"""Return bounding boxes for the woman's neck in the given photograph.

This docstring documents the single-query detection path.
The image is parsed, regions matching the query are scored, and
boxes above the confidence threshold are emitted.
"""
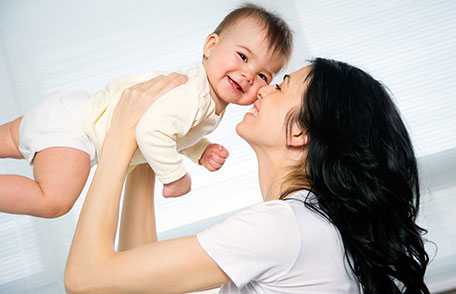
[256,150,289,202]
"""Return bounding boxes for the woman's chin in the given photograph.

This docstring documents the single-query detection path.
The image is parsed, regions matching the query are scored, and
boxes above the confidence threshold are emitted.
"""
[235,122,245,138]
[235,121,250,140]
[235,122,257,148]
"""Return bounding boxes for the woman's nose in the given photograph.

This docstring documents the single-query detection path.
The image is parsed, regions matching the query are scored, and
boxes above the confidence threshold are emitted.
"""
[257,85,271,99]
[257,84,274,99]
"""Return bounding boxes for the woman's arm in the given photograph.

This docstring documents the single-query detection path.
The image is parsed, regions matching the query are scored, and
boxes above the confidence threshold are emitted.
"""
[118,164,157,251]
[65,74,229,294]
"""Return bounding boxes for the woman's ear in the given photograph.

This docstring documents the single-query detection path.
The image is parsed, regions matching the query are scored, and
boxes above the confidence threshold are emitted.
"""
[288,124,308,148]
[203,33,220,59]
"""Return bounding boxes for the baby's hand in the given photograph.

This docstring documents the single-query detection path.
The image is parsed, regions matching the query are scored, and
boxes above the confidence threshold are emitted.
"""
[199,144,229,172]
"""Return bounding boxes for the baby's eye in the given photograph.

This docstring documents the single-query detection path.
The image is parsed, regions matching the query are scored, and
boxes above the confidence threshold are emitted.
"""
[274,84,281,91]
[237,52,248,62]
[258,73,268,83]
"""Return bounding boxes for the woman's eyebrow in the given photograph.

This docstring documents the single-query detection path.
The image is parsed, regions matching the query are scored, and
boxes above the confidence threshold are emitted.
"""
[283,74,290,85]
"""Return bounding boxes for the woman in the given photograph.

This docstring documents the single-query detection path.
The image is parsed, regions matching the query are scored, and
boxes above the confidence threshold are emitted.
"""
[65,58,430,293]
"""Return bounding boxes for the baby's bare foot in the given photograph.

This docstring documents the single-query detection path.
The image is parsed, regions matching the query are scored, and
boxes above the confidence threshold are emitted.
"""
[162,174,191,197]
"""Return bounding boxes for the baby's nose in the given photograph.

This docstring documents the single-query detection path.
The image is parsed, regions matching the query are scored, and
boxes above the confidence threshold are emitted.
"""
[242,70,255,84]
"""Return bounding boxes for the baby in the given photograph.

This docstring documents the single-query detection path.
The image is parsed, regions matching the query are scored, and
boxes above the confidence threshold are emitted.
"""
[0,4,293,218]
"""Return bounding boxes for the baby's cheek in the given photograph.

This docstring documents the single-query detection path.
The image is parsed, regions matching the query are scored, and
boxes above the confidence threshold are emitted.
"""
[244,92,258,105]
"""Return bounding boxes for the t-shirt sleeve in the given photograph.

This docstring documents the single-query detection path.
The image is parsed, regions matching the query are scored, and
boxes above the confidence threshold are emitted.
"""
[197,201,301,289]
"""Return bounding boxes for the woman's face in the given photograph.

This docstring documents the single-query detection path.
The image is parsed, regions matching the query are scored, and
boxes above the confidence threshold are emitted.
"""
[236,65,311,149]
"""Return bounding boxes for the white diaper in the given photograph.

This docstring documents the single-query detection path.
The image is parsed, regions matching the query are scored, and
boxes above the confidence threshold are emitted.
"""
[18,90,97,165]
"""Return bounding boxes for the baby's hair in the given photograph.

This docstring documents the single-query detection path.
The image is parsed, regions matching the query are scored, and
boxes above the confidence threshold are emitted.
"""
[214,3,293,61]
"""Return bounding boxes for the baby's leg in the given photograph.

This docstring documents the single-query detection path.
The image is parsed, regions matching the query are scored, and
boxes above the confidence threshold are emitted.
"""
[0,147,90,218]
[0,117,23,159]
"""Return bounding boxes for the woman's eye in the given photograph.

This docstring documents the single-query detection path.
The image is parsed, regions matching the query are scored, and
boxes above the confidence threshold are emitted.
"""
[274,84,281,91]
[258,73,268,82]
[237,52,247,62]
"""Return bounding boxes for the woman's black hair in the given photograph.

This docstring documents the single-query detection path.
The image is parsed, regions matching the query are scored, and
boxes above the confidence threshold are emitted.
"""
[289,58,430,293]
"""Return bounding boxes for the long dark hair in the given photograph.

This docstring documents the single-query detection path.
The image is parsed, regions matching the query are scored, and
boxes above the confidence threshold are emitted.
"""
[282,58,430,293]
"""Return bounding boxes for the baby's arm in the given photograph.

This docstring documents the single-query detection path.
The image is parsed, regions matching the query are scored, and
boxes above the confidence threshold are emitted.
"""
[135,82,199,197]
[180,138,211,163]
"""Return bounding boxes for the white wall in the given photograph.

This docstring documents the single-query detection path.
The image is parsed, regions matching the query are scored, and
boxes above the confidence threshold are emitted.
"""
[0,0,455,293]
[294,0,456,158]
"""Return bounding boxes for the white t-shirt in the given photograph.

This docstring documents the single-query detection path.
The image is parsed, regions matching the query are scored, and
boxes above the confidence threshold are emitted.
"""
[197,190,361,293]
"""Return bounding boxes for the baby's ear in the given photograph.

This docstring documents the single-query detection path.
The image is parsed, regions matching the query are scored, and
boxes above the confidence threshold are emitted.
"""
[203,33,220,58]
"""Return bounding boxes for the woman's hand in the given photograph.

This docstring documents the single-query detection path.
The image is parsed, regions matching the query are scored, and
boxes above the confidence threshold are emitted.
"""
[65,72,230,294]
[109,73,188,141]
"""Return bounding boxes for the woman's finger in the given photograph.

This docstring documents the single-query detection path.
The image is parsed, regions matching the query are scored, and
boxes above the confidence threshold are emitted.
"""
[144,73,188,96]
[110,73,187,134]
[131,74,167,91]
[131,73,187,94]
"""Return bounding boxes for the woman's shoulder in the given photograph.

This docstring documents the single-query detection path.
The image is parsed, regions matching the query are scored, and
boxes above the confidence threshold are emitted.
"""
[234,198,300,231]
[198,189,340,258]
[197,198,302,285]
[218,191,327,237]
[198,198,301,256]
[242,191,326,227]
[284,190,345,252]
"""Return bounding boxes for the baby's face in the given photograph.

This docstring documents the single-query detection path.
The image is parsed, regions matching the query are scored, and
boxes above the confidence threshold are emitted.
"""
[203,17,285,106]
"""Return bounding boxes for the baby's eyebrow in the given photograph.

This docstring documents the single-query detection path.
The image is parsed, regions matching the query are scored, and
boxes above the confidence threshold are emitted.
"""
[283,74,290,85]
[239,45,254,56]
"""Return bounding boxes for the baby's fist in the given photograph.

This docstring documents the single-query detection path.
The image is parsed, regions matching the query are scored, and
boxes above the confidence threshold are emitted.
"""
[199,144,229,171]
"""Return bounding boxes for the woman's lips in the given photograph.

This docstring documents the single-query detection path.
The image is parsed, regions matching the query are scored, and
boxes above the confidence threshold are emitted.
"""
[247,107,258,116]
[254,101,260,112]
[247,103,259,116]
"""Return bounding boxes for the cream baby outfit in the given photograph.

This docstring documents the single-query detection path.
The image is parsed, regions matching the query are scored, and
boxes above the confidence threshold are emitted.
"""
[19,65,223,184]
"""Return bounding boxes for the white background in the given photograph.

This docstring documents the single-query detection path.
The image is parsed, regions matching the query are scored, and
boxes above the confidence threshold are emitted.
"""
[0,0,455,293]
